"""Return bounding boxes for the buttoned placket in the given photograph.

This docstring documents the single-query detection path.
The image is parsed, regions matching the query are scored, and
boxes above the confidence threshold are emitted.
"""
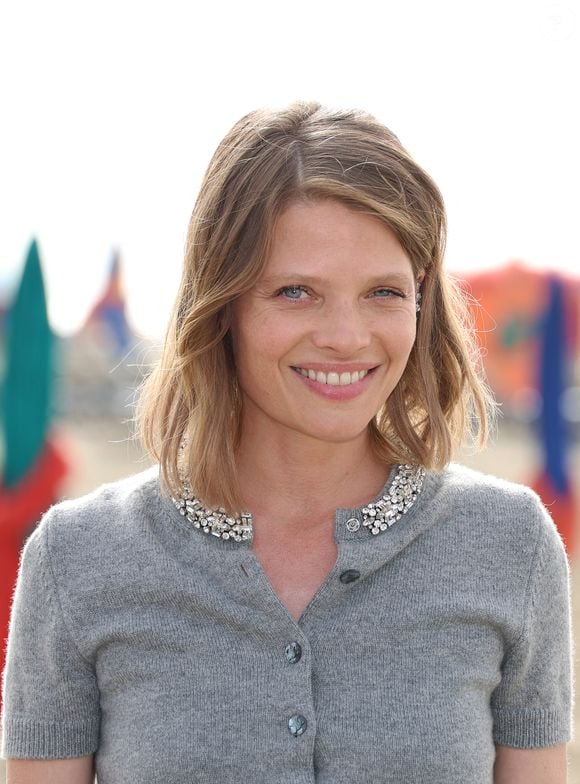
[228,509,380,772]
[232,549,317,779]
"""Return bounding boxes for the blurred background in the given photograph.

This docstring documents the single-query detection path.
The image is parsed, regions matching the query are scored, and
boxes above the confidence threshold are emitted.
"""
[1,0,579,779]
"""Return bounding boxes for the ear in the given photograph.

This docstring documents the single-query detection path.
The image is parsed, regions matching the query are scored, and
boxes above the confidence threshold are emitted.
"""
[416,271,425,289]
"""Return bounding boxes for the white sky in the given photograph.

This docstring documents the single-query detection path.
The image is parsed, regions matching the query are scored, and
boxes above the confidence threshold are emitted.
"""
[0,0,578,339]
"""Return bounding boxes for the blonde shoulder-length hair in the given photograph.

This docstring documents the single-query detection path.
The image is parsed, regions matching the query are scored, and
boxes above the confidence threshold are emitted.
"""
[137,101,493,512]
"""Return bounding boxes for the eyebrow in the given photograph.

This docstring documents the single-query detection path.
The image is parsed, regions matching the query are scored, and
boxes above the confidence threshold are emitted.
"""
[259,272,415,288]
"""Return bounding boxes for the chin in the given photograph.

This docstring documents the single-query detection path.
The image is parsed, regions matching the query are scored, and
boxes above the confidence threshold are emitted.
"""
[296,420,372,445]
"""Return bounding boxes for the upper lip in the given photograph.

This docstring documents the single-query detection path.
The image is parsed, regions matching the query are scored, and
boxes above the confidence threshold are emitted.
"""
[291,363,378,372]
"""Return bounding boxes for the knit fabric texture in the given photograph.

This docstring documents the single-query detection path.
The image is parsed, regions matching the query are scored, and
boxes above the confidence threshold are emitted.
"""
[1,463,572,783]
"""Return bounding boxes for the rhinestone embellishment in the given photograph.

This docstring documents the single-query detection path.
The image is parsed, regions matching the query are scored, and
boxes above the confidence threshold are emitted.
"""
[172,464,425,543]
[361,464,425,535]
[172,490,253,542]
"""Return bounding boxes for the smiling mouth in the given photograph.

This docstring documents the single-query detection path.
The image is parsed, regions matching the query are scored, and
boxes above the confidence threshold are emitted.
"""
[291,367,374,386]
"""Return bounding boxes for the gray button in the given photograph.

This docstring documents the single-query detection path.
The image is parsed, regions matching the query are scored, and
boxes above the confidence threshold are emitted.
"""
[345,517,360,532]
[340,569,361,584]
[285,641,302,664]
[288,714,307,736]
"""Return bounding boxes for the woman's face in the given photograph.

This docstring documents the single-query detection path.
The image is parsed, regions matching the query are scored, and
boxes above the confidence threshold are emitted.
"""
[231,199,420,449]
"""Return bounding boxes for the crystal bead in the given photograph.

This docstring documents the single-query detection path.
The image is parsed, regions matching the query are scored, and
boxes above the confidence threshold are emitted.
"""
[360,465,425,537]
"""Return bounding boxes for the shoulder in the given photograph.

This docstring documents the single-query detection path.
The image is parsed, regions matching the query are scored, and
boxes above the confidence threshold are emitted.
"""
[436,462,541,505]
[435,462,552,521]
[29,466,166,575]
[42,464,161,528]
[429,463,566,564]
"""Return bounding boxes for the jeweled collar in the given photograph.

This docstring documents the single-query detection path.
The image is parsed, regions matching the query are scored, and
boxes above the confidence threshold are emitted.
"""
[172,464,425,543]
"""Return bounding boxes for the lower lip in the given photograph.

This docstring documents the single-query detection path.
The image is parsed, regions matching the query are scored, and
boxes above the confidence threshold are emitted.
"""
[291,368,377,400]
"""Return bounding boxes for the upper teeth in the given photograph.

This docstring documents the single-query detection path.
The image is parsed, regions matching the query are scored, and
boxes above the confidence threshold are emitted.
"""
[295,368,369,385]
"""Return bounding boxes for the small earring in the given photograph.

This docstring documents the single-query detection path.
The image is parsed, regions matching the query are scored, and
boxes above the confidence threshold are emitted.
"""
[415,290,422,313]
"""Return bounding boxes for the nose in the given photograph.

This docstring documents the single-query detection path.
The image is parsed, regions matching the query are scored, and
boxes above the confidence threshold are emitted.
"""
[310,300,372,355]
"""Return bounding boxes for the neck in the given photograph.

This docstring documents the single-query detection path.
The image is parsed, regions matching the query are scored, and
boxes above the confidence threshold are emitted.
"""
[235,421,391,525]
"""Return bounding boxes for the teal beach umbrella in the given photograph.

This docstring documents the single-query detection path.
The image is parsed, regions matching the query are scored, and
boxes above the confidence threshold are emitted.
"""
[1,240,54,488]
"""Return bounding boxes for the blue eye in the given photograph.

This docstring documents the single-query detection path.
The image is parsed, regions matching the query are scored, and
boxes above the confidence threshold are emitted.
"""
[279,285,309,300]
[372,288,403,299]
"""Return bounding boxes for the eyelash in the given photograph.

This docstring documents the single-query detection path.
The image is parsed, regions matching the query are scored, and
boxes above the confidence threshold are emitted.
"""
[371,288,406,299]
[276,285,406,301]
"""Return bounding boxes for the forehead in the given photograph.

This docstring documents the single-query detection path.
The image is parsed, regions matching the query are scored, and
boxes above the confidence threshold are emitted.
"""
[262,199,414,279]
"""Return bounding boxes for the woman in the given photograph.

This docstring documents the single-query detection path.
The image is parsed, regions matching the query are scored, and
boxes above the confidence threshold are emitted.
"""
[2,102,571,783]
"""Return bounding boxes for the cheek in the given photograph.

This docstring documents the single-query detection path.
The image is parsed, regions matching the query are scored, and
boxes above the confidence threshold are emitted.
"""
[230,306,268,367]
[231,321,284,381]
[240,313,297,359]
[381,315,417,354]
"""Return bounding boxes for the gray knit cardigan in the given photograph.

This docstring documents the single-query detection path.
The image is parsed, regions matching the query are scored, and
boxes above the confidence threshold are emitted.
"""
[1,463,572,783]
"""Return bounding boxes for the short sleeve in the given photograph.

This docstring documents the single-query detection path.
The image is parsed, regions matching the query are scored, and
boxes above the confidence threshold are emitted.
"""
[491,502,572,748]
[1,513,100,759]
